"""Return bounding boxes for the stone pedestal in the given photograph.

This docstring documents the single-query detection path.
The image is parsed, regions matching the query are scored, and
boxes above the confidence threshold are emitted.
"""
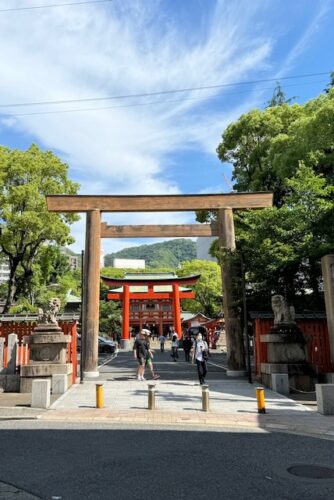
[260,324,315,391]
[20,323,73,393]
[316,384,334,415]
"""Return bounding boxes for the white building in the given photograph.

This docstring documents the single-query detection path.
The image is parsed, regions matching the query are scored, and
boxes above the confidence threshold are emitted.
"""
[113,258,145,269]
[100,247,105,269]
[196,237,217,263]
[68,255,79,271]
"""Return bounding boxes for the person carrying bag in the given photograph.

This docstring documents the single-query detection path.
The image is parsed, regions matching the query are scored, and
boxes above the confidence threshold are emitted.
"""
[192,333,209,385]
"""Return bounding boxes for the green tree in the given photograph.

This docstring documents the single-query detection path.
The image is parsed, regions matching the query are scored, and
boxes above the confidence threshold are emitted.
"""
[0,144,79,311]
[217,89,334,202]
[266,82,294,107]
[212,88,334,303]
[99,300,121,335]
[177,260,222,317]
[216,103,302,204]
[105,239,196,268]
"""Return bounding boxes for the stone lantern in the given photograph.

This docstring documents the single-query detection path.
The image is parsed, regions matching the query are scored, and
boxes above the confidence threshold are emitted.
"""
[20,298,73,393]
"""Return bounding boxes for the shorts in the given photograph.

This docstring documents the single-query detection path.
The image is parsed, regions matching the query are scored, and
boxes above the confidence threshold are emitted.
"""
[137,357,145,366]
[145,357,153,366]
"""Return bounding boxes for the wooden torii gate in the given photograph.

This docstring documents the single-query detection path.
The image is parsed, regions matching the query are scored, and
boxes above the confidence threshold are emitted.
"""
[47,193,273,378]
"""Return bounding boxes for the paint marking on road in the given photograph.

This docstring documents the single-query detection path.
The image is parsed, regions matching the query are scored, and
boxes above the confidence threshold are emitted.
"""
[207,361,227,371]
[98,348,119,369]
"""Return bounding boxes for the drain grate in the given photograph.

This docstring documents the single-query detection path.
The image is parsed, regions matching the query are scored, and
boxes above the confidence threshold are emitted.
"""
[287,465,334,480]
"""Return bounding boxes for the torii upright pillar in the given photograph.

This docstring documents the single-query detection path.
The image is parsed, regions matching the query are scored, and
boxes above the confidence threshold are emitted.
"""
[122,284,131,349]
[172,283,182,338]
[82,209,101,378]
[218,208,246,376]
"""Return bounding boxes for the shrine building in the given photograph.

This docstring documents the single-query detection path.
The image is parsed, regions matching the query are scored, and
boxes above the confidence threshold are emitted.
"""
[101,272,200,342]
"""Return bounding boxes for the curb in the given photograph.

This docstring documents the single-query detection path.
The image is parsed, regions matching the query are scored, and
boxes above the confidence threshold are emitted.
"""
[0,407,45,420]
[36,409,334,441]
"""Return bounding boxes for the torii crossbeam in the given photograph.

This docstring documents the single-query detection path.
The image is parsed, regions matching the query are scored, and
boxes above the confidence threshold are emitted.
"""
[47,192,273,378]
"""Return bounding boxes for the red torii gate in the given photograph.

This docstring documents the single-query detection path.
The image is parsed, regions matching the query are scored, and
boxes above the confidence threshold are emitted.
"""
[101,274,200,341]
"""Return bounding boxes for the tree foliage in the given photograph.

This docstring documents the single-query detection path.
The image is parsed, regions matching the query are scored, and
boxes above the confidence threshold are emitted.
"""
[211,85,334,305]
[105,239,196,268]
[0,144,79,311]
[177,259,222,317]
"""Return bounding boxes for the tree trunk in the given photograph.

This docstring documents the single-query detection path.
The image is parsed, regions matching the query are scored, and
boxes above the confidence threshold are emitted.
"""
[4,264,18,313]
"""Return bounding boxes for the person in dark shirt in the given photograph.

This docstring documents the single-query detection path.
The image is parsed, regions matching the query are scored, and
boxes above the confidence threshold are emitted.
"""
[133,332,147,381]
[183,334,192,362]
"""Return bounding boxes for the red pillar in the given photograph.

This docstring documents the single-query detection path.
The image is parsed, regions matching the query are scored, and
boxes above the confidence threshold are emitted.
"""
[122,285,130,341]
[172,283,182,338]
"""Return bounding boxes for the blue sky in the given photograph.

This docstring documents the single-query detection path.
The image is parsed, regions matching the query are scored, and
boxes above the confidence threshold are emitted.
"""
[0,0,333,255]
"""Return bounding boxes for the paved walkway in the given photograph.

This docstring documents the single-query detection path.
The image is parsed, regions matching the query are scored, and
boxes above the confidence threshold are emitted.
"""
[2,348,334,440]
[50,378,311,415]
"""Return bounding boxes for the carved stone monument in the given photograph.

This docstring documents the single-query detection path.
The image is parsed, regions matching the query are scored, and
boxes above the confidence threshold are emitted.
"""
[20,298,73,393]
[260,295,314,391]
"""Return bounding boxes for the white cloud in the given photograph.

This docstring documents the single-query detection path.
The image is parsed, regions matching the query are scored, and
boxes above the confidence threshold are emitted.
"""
[0,0,327,253]
[0,1,271,186]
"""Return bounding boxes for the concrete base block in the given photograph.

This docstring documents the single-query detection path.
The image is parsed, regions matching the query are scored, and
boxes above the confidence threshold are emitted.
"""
[31,379,51,409]
[21,363,73,377]
[0,374,20,392]
[52,374,68,394]
[271,373,289,394]
[261,363,288,374]
[226,370,247,377]
[324,373,334,384]
[316,384,334,415]
[121,339,131,350]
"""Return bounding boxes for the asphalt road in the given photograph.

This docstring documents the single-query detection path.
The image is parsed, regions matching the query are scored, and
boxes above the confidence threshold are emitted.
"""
[99,346,231,382]
[0,421,333,500]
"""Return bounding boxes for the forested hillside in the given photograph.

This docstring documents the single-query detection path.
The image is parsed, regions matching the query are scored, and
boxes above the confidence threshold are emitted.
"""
[105,239,196,268]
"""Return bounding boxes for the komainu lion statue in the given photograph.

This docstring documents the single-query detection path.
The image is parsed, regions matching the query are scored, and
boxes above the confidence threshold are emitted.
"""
[38,298,61,325]
[271,295,295,325]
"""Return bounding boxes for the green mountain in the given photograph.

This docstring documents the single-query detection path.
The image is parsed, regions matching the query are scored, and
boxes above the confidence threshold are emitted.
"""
[105,239,196,268]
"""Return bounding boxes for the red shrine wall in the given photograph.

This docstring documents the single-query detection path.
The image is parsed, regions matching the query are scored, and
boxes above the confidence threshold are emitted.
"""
[130,299,174,334]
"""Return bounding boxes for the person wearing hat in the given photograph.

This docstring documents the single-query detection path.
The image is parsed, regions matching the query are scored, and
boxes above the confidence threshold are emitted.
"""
[141,329,160,380]
[133,330,148,381]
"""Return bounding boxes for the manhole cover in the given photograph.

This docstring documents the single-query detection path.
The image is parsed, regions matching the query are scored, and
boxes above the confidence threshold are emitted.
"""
[287,465,334,479]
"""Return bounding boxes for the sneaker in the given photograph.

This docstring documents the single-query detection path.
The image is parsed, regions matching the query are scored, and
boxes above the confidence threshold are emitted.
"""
[141,376,146,381]
[153,374,160,380]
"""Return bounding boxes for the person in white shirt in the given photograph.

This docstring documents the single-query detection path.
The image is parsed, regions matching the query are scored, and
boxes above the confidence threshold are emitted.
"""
[159,334,166,353]
[192,333,209,384]
[171,334,179,361]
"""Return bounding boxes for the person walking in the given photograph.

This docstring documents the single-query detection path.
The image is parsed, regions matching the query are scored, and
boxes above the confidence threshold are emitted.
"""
[133,332,147,381]
[159,333,166,353]
[171,333,179,361]
[183,334,192,362]
[142,329,160,380]
[192,333,209,385]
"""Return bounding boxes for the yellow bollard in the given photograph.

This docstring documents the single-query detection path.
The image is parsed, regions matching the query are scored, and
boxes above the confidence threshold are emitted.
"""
[256,387,266,414]
[96,383,104,409]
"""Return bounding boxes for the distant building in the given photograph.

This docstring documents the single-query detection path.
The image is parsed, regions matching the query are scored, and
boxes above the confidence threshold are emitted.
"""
[0,261,10,284]
[100,247,105,269]
[113,258,145,269]
[196,237,217,262]
[68,255,79,271]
